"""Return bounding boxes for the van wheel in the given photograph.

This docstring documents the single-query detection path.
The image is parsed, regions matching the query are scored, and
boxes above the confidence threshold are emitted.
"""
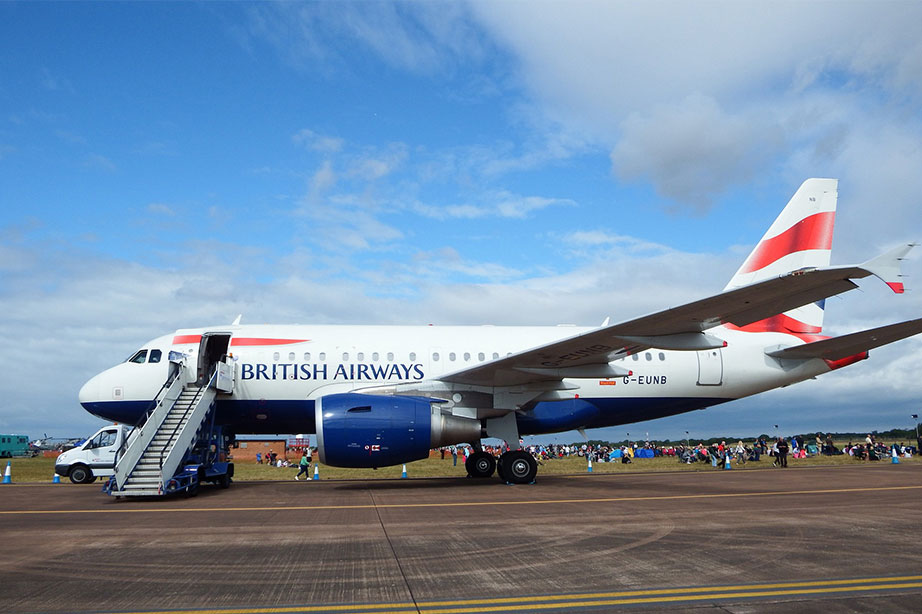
[69,464,93,484]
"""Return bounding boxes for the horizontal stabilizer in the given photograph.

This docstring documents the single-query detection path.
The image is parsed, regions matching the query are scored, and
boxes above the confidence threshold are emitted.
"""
[860,243,917,294]
[767,317,922,361]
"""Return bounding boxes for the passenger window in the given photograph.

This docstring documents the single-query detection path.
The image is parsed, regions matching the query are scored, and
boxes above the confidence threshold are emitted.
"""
[463,352,471,361]
[304,352,311,361]
[492,352,499,359]
[288,352,295,361]
[645,352,652,361]
[478,352,485,361]
[387,352,394,361]
[659,352,665,361]
[319,352,326,361]
[632,354,639,361]
[343,352,349,361]
[128,350,147,364]
[432,352,440,361]
[409,352,416,361]
[273,352,280,361]
[357,352,365,361]
[149,349,162,363]
[372,352,379,361]
[449,352,456,361]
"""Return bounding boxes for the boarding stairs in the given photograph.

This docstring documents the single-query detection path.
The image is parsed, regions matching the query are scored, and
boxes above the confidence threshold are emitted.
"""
[109,358,234,496]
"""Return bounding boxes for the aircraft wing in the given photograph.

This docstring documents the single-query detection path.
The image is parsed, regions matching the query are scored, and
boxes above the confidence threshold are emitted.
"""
[437,245,915,388]
[766,318,922,361]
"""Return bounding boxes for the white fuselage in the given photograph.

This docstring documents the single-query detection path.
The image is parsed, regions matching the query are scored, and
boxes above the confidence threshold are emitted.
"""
[79,323,836,436]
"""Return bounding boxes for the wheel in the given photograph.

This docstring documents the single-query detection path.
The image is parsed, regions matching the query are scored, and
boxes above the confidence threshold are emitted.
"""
[499,450,538,484]
[217,473,230,489]
[68,464,93,484]
[185,481,200,497]
[465,451,496,478]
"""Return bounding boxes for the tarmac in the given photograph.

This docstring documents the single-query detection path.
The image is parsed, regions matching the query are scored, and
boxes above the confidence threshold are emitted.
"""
[1,463,920,614]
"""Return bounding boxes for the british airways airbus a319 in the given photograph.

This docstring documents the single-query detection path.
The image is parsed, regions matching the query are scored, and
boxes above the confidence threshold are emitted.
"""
[79,179,922,485]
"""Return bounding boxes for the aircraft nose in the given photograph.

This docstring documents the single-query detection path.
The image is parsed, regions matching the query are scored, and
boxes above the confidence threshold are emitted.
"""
[78,375,100,409]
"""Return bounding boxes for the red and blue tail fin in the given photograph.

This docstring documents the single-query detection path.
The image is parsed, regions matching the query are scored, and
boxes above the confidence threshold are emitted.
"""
[724,178,838,334]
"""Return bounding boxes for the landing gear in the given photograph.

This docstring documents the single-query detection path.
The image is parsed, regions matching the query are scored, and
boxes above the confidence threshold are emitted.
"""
[465,451,496,478]
[498,450,537,484]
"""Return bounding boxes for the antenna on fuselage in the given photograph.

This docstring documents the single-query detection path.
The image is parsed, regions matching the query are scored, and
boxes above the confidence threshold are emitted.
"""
[232,314,242,326]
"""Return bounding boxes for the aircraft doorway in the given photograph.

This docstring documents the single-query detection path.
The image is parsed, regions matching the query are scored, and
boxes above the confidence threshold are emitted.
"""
[696,348,723,386]
[198,333,231,385]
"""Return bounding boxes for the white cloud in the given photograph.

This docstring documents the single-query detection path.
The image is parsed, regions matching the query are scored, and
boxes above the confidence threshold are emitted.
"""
[245,2,488,76]
[413,190,574,220]
[611,95,783,211]
[470,2,922,210]
[82,153,116,172]
[292,128,345,153]
[146,203,176,216]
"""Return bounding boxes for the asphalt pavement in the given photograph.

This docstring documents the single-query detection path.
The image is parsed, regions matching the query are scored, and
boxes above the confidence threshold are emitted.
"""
[1,463,920,613]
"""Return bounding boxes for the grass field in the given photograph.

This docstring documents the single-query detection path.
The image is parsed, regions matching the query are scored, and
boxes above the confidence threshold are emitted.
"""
[4,445,918,484]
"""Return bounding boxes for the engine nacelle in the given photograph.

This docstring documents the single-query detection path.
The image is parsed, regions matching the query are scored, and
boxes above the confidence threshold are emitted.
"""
[315,393,482,468]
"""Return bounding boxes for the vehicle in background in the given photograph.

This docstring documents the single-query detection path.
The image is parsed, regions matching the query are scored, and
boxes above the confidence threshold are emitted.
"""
[31,435,87,452]
[1,434,33,458]
[54,425,131,484]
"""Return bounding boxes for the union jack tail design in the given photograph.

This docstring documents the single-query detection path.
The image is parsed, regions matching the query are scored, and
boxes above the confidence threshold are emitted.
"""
[724,178,838,334]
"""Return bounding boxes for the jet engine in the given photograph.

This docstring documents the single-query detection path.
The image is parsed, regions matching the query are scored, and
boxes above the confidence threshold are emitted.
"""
[315,393,482,468]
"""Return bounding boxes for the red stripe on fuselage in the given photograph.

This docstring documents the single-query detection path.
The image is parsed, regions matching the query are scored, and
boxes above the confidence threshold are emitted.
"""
[172,334,203,344]
[740,211,835,274]
[230,338,309,346]
[172,335,308,346]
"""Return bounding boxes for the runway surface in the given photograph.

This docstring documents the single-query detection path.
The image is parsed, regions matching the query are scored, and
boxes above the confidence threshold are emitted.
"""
[1,463,920,613]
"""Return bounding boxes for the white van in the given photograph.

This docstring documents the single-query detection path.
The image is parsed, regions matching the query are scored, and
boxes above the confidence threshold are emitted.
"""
[55,425,131,484]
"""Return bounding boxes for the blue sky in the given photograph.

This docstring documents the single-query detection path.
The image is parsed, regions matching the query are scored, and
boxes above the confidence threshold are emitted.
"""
[2,1,921,442]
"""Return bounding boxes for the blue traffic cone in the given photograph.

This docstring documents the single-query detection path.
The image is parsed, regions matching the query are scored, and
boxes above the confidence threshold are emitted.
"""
[892,448,900,464]
[401,464,408,478]
[312,464,319,480]
[587,457,593,473]
[52,473,61,484]
[724,454,732,470]
[2,461,11,483]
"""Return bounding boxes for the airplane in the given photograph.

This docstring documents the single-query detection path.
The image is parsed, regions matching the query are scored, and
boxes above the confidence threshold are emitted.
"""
[78,178,922,484]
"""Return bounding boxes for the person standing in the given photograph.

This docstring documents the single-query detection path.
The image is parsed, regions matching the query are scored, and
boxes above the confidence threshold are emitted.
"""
[451,446,458,466]
[777,437,789,468]
[294,450,311,481]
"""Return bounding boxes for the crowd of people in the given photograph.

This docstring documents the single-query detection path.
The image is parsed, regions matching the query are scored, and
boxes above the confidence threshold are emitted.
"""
[439,432,918,469]
[253,432,918,474]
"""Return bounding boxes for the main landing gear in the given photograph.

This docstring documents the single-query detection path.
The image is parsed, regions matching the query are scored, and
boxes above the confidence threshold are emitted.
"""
[465,449,537,484]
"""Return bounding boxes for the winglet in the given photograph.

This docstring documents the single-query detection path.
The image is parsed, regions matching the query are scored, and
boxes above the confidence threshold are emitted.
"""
[861,243,916,294]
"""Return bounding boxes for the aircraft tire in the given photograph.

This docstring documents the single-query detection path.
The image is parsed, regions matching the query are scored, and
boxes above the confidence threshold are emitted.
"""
[465,451,496,478]
[499,450,537,484]
[68,464,93,484]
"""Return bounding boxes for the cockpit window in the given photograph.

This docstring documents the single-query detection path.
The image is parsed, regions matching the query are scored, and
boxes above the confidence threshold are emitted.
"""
[128,350,148,364]
[149,349,162,363]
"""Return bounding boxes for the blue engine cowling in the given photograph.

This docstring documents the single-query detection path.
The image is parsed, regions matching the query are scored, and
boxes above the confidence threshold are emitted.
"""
[316,393,480,468]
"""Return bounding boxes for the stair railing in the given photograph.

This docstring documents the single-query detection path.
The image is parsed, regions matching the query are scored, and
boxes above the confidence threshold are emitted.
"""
[112,361,192,490]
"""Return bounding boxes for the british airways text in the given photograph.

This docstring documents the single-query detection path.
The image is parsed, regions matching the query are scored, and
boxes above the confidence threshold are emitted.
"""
[240,362,425,381]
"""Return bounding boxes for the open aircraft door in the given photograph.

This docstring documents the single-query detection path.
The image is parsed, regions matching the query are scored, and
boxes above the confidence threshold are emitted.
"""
[696,348,723,385]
